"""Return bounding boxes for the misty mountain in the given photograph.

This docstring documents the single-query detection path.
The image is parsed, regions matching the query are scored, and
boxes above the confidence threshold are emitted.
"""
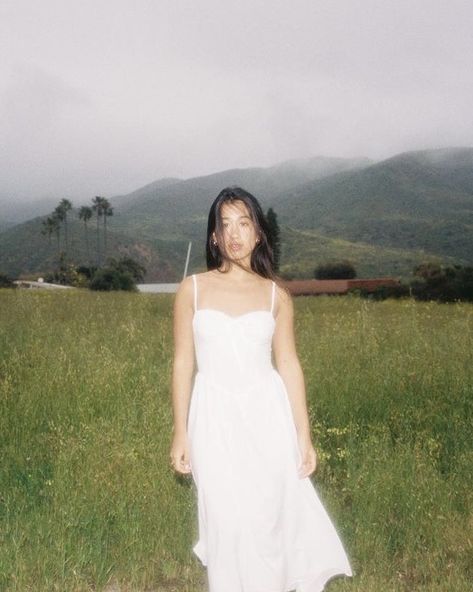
[109,177,182,211]
[272,147,473,262]
[0,220,15,233]
[0,149,471,281]
[0,195,61,225]
[107,155,371,241]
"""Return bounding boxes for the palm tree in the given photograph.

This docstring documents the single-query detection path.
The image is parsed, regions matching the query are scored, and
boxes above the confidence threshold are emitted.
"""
[101,198,114,261]
[41,216,57,246]
[41,213,63,269]
[59,198,73,255]
[92,196,106,266]
[53,199,73,258]
[51,211,63,263]
[53,205,65,250]
[78,205,93,264]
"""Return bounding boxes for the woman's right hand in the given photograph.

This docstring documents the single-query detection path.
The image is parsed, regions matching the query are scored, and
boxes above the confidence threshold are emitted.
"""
[297,434,318,478]
[169,431,192,474]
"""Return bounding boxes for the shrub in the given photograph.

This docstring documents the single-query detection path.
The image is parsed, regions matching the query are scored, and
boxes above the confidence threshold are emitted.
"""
[44,264,89,288]
[411,264,473,303]
[356,283,412,300]
[89,268,138,291]
[357,264,473,303]
[76,265,98,280]
[0,272,15,288]
[105,257,146,283]
[315,260,357,279]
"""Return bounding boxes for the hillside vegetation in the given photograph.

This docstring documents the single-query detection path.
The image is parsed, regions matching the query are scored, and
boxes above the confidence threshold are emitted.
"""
[279,226,456,280]
[0,148,471,280]
[274,147,473,261]
[1,289,472,591]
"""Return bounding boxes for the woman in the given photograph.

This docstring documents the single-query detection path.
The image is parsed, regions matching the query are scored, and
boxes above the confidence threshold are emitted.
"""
[170,186,353,592]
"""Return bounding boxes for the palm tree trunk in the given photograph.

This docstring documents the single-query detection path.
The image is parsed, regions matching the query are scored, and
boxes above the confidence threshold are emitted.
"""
[103,215,107,261]
[84,221,90,264]
[56,229,61,264]
[96,213,100,267]
[64,215,68,258]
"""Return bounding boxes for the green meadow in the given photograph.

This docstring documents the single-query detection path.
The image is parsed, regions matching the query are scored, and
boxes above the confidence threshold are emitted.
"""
[0,288,472,591]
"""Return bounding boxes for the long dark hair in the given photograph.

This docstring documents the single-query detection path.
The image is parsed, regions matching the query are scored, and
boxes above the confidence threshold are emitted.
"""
[205,186,278,280]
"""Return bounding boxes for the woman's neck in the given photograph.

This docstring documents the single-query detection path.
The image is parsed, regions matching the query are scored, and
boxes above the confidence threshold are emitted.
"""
[214,263,256,282]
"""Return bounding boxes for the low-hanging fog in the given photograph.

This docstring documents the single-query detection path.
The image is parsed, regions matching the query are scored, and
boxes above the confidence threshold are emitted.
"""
[1,0,472,203]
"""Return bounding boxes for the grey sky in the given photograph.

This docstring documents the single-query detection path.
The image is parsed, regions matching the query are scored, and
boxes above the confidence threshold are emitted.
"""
[1,0,473,202]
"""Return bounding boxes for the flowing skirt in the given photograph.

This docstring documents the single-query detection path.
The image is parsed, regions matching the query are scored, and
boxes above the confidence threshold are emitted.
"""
[187,369,354,592]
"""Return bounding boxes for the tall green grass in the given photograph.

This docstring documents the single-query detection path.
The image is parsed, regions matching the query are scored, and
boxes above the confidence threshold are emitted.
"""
[0,289,472,591]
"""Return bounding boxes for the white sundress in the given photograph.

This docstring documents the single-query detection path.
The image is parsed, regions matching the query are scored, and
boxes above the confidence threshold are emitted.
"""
[186,273,354,592]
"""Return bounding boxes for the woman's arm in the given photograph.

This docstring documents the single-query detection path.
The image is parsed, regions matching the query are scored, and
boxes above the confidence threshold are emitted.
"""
[272,285,317,477]
[169,275,195,474]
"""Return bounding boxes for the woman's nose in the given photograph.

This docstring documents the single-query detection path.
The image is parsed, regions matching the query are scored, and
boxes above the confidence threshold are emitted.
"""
[229,225,240,238]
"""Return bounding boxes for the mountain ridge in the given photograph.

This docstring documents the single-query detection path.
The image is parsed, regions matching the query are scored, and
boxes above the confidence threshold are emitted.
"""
[0,148,471,280]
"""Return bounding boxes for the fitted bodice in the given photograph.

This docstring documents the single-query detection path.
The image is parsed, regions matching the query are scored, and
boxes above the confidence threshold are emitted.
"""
[191,275,276,393]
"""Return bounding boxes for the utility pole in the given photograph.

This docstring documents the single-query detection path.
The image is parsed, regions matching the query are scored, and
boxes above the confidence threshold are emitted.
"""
[183,241,192,279]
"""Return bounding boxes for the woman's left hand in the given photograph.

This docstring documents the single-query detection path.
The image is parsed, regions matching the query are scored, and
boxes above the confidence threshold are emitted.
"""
[297,436,317,478]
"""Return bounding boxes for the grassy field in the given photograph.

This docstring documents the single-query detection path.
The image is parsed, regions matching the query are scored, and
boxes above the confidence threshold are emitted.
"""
[0,288,472,591]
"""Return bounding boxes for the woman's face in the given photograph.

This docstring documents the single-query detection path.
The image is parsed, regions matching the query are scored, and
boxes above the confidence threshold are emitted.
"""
[213,200,259,265]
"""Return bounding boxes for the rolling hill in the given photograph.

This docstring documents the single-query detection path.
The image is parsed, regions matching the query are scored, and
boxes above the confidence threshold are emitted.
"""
[108,155,371,241]
[272,147,473,262]
[0,149,471,281]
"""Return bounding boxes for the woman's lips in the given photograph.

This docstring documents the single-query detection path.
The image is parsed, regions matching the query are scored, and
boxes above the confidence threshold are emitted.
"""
[230,243,242,251]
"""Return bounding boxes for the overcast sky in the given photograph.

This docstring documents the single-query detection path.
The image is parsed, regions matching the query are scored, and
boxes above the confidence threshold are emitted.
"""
[1,0,473,202]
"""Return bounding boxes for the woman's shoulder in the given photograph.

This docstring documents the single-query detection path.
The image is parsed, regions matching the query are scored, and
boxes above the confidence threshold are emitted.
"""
[189,271,214,286]
[177,271,212,292]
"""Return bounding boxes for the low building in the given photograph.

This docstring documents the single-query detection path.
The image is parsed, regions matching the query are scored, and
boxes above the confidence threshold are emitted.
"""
[13,280,74,290]
[282,277,400,296]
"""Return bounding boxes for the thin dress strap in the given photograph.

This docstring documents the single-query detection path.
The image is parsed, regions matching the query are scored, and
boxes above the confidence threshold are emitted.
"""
[192,274,198,313]
[270,280,276,314]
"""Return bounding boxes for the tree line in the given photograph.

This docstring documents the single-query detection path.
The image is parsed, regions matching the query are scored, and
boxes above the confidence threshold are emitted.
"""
[36,195,148,290]
[41,196,113,267]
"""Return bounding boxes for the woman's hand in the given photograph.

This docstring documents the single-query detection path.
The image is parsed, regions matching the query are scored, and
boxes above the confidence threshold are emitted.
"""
[297,435,317,478]
[170,431,192,475]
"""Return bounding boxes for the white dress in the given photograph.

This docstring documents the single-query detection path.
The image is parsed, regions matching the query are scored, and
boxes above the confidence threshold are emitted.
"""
[187,273,354,592]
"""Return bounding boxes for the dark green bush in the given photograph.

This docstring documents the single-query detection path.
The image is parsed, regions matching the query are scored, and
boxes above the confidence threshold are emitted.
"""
[412,264,473,302]
[105,257,146,283]
[358,264,473,303]
[76,265,98,280]
[315,260,357,279]
[89,268,137,291]
[356,283,411,300]
[0,272,15,288]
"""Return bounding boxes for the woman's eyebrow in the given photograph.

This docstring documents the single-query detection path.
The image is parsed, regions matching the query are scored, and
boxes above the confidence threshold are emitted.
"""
[221,214,251,220]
